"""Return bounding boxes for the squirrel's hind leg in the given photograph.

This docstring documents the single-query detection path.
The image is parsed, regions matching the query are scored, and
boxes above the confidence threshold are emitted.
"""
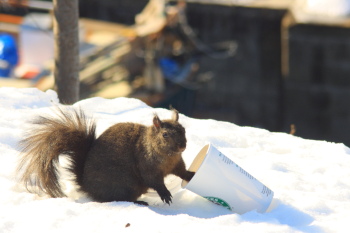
[133,200,149,206]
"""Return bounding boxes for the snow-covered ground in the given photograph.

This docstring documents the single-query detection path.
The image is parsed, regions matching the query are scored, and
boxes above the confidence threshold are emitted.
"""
[1,87,350,233]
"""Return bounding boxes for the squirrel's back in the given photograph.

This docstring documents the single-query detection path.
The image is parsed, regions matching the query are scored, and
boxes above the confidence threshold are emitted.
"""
[81,122,149,202]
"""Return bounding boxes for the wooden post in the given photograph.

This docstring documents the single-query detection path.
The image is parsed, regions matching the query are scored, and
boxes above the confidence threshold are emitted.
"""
[53,0,79,104]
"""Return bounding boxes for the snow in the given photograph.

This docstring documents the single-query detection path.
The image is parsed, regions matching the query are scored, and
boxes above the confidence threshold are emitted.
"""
[190,0,350,18]
[1,87,350,233]
[296,0,350,17]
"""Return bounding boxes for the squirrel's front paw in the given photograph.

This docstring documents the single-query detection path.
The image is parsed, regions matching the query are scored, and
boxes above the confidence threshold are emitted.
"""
[158,189,172,205]
[185,171,195,182]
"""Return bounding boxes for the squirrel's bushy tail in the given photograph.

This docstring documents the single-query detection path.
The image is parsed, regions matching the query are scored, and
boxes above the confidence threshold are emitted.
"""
[17,108,96,198]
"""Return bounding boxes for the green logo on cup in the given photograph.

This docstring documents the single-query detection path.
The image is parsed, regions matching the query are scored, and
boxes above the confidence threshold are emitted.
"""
[204,196,232,211]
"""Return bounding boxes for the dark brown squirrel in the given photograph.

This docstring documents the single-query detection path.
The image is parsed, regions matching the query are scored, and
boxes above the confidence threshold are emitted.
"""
[17,107,195,205]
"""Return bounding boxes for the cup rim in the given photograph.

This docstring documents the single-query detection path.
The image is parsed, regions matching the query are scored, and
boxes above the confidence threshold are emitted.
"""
[181,143,211,188]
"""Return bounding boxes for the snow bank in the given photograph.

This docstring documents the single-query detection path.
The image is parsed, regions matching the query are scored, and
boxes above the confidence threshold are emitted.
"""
[296,0,350,17]
[1,87,349,233]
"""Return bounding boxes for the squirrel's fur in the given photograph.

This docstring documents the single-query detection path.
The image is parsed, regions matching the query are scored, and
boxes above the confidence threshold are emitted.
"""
[17,107,194,205]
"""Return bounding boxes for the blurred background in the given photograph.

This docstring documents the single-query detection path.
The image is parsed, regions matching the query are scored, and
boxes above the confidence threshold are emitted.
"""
[1,0,350,146]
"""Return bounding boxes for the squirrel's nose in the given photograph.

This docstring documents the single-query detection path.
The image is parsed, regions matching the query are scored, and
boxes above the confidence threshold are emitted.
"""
[177,139,186,152]
[178,142,186,152]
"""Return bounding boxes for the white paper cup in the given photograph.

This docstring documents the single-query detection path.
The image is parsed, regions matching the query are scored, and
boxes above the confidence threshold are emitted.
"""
[182,144,274,214]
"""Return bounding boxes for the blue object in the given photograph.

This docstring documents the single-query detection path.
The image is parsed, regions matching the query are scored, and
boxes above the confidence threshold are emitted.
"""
[159,57,196,84]
[159,57,180,80]
[0,34,19,77]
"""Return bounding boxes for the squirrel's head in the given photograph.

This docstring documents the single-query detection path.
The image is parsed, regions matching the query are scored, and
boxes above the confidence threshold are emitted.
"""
[151,108,187,156]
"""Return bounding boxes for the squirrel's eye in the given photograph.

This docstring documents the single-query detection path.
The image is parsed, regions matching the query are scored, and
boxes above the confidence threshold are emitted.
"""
[162,132,169,138]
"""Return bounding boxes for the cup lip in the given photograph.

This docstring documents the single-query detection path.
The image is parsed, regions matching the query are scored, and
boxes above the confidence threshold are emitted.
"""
[181,143,212,188]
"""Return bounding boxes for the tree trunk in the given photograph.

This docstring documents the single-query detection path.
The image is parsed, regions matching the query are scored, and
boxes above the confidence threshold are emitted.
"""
[53,0,79,104]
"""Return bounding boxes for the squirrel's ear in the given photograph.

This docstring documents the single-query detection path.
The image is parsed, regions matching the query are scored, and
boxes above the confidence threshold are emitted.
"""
[153,114,162,129]
[170,107,179,122]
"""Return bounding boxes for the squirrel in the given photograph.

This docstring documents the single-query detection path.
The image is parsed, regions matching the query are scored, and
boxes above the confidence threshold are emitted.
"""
[17,107,195,205]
